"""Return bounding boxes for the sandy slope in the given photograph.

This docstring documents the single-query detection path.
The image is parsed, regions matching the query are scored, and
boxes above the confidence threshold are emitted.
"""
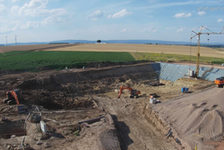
[154,87,224,150]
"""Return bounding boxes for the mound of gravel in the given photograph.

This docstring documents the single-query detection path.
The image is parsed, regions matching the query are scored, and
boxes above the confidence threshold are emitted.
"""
[154,87,224,150]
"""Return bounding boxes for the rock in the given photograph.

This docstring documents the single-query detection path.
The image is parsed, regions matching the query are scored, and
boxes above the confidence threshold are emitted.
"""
[6,144,11,150]
[11,135,16,138]
[30,113,41,123]
[44,142,51,148]
[36,140,43,145]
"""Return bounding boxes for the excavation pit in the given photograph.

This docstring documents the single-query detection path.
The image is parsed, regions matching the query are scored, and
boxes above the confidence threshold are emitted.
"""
[0,62,222,150]
[14,62,222,110]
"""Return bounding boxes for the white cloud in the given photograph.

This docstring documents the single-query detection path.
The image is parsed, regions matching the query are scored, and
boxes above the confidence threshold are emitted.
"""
[177,27,184,32]
[13,0,66,17]
[198,11,206,16]
[3,0,67,33]
[11,0,20,3]
[108,9,131,19]
[18,0,49,16]
[143,26,157,33]
[88,10,104,21]
[20,21,40,30]
[136,1,202,10]
[41,11,65,25]
[11,5,19,14]
[121,28,127,32]
[174,12,192,18]
[0,4,6,13]
[217,18,223,23]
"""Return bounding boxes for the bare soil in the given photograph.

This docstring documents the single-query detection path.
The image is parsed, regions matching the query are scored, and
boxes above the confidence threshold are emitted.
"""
[0,63,214,150]
[0,44,76,53]
[154,87,224,150]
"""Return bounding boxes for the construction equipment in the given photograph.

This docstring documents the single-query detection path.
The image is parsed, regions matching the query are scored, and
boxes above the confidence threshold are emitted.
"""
[3,89,21,105]
[118,86,140,98]
[190,26,224,78]
[215,77,224,88]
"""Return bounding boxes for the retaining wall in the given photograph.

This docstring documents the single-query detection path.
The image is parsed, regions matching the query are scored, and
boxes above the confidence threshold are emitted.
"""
[151,62,224,81]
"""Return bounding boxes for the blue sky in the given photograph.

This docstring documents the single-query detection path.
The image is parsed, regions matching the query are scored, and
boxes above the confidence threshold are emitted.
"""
[0,0,224,43]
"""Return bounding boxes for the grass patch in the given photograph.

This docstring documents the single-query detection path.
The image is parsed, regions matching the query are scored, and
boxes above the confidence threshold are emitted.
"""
[0,51,135,71]
[132,52,224,64]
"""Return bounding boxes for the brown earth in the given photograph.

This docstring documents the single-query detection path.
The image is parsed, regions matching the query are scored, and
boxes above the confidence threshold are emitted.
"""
[0,63,215,150]
[154,87,224,150]
[47,43,224,58]
[0,44,76,53]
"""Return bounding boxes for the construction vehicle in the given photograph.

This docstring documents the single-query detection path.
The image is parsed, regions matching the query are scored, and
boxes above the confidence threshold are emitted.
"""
[3,89,22,105]
[118,86,141,98]
[215,77,224,88]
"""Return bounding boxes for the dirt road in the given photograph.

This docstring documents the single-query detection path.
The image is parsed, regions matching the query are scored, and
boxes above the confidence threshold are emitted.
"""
[0,44,75,53]
[96,96,180,150]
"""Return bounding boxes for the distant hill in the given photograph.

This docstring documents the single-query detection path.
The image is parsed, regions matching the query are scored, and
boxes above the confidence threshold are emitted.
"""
[49,39,191,45]
[2,39,224,47]
[49,39,224,47]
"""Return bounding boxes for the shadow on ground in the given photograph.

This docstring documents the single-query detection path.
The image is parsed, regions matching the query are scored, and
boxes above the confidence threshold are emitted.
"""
[112,115,133,150]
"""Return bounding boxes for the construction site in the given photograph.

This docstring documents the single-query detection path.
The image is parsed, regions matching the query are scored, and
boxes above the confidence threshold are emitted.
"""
[0,59,224,150]
[2,0,224,149]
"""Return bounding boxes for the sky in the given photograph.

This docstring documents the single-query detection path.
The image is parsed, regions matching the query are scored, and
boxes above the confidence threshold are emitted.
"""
[0,0,224,44]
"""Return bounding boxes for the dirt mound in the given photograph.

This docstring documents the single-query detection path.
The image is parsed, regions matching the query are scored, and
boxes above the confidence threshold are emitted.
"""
[154,87,224,150]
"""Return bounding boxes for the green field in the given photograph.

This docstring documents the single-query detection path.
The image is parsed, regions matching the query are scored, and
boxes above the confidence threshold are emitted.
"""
[132,52,224,65]
[0,51,135,71]
[0,51,223,72]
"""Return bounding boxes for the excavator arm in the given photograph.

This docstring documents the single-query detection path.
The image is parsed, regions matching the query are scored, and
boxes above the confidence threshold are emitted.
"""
[118,86,140,98]
[5,90,20,105]
[118,86,132,98]
[10,90,20,105]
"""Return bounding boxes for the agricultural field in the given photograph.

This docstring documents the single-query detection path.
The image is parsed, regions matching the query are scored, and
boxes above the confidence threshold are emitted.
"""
[0,45,224,72]
[48,43,224,58]
[0,44,74,53]
[0,51,134,72]
[0,43,224,72]
[132,52,224,64]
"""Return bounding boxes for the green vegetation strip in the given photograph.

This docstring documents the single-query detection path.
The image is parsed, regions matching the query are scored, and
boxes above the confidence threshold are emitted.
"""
[132,52,224,64]
[0,51,135,71]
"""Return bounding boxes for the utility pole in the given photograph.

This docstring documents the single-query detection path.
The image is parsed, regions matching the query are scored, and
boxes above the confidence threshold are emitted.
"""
[190,26,224,78]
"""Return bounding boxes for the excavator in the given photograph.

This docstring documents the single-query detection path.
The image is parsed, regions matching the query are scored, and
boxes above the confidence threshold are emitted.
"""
[3,89,21,105]
[118,86,141,98]
[215,77,224,88]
